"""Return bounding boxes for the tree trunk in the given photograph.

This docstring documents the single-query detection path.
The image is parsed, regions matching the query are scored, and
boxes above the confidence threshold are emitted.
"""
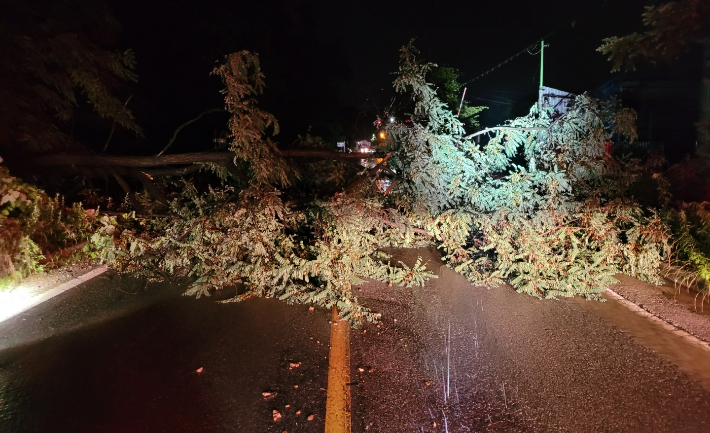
[34,149,380,169]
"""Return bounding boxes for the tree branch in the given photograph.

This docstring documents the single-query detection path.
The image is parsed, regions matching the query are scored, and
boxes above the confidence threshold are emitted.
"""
[462,126,548,140]
[279,149,384,160]
[102,95,133,154]
[110,168,144,213]
[36,152,234,168]
[345,153,392,192]
[156,108,225,157]
[35,149,380,168]
[132,168,170,206]
[373,216,433,239]
[143,165,202,177]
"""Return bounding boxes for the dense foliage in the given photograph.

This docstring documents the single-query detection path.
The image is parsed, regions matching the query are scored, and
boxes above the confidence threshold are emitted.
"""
[90,51,436,323]
[0,158,100,286]
[381,43,669,299]
[663,203,710,294]
[598,0,709,72]
[5,41,710,319]
[81,44,684,326]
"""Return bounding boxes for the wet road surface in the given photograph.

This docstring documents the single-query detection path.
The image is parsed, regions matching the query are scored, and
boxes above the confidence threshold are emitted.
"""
[0,273,331,433]
[4,249,710,432]
[351,248,710,432]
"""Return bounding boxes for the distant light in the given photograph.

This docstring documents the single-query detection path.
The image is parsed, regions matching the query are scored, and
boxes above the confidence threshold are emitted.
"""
[389,117,395,123]
[379,132,386,139]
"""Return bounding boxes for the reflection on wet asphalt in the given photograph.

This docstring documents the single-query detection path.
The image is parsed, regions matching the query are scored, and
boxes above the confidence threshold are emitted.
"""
[0,273,330,433]
[351,248,710,432]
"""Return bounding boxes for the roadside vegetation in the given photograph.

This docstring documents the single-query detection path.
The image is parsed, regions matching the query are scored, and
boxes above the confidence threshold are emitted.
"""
[0,158,103,287]
[2,0,710,321]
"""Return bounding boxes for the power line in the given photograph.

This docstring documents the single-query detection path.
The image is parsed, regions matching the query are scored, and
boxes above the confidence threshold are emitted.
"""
[461,0,611,86]
[467,90,517,103]
[466,95,515,106]
[480,88,529,95]
[461,35,551,86]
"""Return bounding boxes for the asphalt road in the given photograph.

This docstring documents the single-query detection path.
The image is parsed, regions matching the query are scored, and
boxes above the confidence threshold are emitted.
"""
[3,249,710,432]
[0,273,331,433]
[351,248,710,432]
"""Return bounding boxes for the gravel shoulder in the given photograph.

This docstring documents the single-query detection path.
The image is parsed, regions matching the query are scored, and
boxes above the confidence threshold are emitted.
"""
[5,260,97,297]
[609,273,710,344]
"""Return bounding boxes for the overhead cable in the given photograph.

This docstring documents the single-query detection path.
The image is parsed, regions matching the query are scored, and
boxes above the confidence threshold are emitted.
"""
[461,0,611,86]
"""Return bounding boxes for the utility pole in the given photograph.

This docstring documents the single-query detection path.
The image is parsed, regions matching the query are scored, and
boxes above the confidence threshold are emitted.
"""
[538,40,545,110]
[457,87,467,118]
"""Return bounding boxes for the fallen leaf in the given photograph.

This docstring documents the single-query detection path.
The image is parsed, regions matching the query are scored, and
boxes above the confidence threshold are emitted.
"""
[262,391,277,400]
[307,414,315,421]
[273,410,282,422]
[289,362,301,369]
[196,367,203,373]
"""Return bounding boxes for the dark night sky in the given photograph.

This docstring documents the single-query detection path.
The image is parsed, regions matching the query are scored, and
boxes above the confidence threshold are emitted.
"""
[104,0,703,154]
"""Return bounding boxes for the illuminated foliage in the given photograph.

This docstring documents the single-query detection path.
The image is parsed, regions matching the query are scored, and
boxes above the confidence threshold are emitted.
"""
[92,43,676,321]
[0,158,100,286]
[663,203,710,296]
[383,42,669,299]
[93,52,436,324]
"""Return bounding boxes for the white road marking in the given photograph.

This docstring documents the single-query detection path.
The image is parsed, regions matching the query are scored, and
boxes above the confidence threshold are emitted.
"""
[605,287,710,354]
[0,265,108,324]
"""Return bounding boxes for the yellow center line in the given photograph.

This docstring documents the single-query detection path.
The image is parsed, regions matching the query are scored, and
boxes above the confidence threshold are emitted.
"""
[325,306,351,433]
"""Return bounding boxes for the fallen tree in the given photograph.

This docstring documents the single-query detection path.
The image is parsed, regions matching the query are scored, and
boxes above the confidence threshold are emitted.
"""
[83,45,675,324]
